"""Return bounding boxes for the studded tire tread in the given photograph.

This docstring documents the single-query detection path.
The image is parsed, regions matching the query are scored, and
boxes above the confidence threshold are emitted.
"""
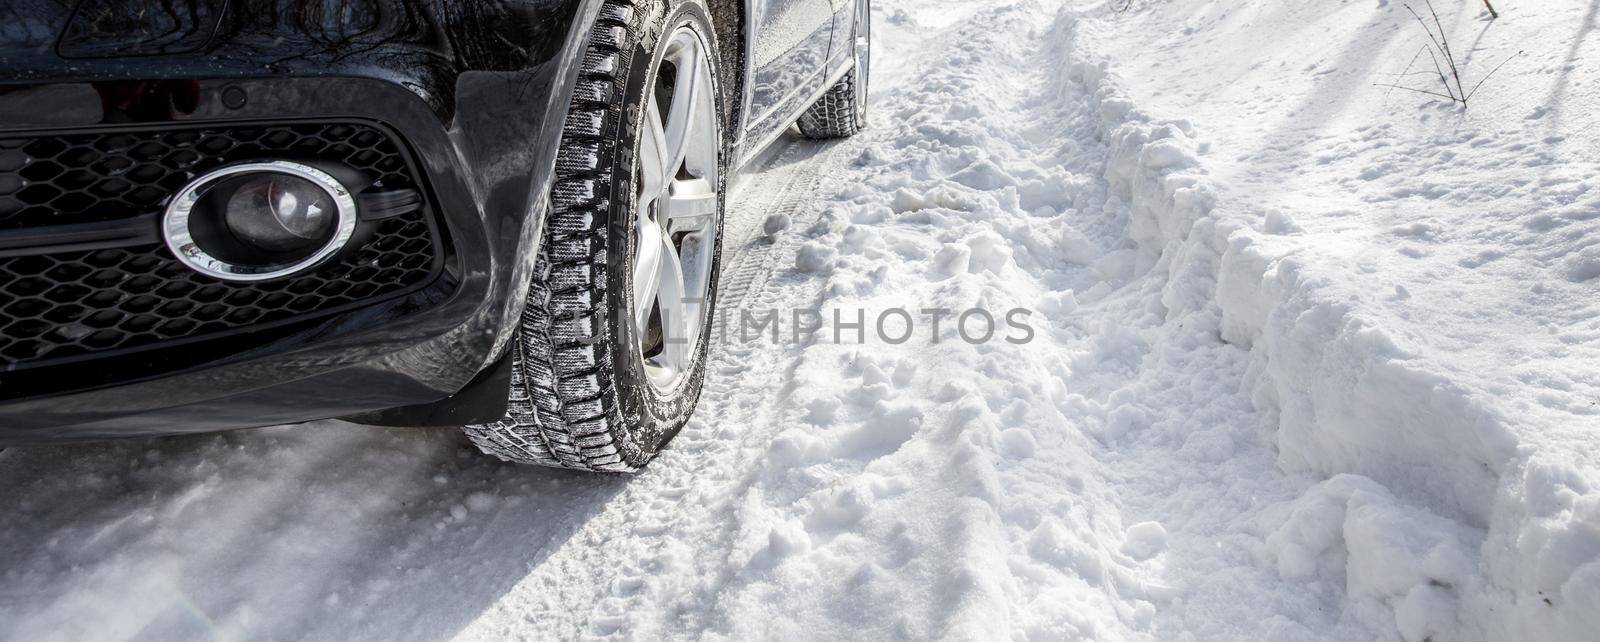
[795,70,864,140]
[464,0,660,473]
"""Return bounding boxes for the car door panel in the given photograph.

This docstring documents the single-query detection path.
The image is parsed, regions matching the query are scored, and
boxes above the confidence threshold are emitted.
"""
[742,0,833,141]
[825,0,856,74]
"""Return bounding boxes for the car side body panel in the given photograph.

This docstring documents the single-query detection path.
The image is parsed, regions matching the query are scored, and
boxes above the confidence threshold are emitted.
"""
[738,0,832,147]
[826,0,860,76]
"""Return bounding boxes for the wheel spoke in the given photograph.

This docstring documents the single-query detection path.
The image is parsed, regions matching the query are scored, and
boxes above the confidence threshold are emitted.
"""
[654,230,690,373]
[632,209,664,334]
[640,41,702,207]
[660,45,700,183]
[639,98,671,210]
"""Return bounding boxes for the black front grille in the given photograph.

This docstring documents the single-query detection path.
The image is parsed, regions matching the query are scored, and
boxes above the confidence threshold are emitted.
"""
[0,121,445,373]
[0,123,415,229]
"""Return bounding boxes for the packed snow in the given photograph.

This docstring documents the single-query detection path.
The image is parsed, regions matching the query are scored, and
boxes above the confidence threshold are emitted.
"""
[1,0,1596,640]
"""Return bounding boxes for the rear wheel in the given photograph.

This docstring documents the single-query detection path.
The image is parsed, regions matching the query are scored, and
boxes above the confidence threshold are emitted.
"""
[796,0,871,139]
[464,0,726,472]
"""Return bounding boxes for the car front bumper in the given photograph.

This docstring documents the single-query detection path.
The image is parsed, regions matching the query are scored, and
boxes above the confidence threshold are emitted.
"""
[0,0,601,443]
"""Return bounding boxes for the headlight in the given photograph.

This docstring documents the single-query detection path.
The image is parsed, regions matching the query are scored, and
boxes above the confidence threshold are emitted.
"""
[163,161,358,282]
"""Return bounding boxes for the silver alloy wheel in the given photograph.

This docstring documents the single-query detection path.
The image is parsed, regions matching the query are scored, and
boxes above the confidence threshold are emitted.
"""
[633,24,721,392]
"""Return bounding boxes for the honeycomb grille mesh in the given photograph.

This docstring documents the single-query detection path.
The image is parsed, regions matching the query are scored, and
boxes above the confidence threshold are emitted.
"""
[0,123,414,229]
[0,122,441,369]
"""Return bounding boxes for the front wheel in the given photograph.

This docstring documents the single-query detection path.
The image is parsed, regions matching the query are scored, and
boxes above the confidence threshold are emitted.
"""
[796,0,871,139]
[464,0,727,472]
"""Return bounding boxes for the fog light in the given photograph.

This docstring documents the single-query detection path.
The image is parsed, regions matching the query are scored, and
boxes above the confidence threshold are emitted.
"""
[224,174,336,253]
[163,161,357,282]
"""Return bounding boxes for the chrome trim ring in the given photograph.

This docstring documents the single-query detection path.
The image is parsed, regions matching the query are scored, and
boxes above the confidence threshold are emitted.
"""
[162,161,358,283]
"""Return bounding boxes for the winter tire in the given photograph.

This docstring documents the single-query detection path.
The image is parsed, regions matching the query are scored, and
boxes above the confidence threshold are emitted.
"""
[464,0,727,472]
[796,0,871,139]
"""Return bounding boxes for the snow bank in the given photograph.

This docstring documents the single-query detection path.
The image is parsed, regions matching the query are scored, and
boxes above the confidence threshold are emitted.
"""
[1050,7,1600,639]
[1263,474,1480,642]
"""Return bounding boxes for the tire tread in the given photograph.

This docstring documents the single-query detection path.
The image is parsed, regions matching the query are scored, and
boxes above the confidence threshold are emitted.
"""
[795,69,864,139]
[463,0,660,473]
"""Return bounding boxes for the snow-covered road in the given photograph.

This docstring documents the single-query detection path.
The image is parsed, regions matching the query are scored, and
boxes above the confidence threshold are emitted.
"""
[3,0,1595,640]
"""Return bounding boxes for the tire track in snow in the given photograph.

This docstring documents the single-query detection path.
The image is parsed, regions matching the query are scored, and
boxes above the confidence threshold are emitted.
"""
[574,139,861,637]
[656,2,1159,636]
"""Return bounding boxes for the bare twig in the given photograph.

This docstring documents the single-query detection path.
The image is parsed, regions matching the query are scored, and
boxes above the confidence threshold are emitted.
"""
[1482,0,1499,19]
[1384,46,1430,99]
[1425,46,1457,101]
[1386,2,1517,108]
[1423,1,1467,99]
[1464,50,1522,100]
[1404,5,1449,62]
[1371,83,1463,102]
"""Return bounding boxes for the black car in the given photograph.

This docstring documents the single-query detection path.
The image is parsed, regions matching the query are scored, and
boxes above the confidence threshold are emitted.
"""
[0,0,870,471]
